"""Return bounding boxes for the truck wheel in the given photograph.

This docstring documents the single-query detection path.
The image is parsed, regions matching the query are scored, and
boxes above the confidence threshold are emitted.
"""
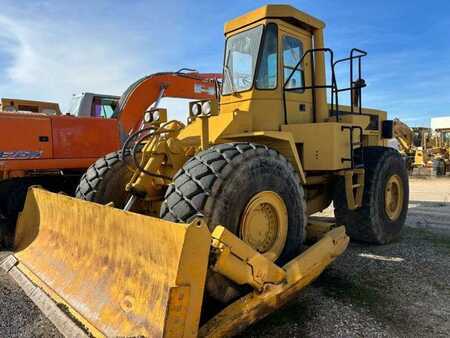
[432,159,446,176]
[76,151,133,208]
[0,181,26,249]
[0,177,78,249]
[333,147,409,244]
[161,142,306,302]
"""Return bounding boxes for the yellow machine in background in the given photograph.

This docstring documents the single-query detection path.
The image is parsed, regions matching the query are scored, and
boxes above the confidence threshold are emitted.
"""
[431,128,450,175]
[1,5,409,337]
[393,118,449,175]
[393,118,418,169]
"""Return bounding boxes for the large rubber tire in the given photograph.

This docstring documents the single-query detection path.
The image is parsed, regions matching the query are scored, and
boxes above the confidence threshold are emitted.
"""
[75,151,134,208]
[160,142,306,302]
[333,147,409,244]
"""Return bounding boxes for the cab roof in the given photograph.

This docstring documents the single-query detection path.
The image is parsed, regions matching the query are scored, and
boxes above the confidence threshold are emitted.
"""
[224,4,325,35]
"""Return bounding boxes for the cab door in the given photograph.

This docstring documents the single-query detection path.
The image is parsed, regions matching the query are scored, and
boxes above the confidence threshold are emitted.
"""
[279,26,313,124]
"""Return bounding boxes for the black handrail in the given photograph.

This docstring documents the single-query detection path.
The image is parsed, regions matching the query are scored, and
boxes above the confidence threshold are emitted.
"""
[282,47,367,123]
[282,48,338,124]
[333,48,367,114]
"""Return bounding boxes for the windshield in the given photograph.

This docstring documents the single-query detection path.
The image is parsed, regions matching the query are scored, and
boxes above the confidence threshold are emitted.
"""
[222,25,263,95]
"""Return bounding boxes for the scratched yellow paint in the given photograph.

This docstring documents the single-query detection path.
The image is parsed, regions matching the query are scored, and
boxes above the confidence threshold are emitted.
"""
[14,188,210,337]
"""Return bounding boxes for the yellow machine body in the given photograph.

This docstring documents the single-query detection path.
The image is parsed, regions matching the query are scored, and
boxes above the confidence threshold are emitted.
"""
[171,5,389,215]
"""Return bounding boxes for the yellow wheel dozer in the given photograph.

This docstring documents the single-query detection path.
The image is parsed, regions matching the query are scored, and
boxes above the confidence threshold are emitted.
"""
[2,188,348,337]
[1,4,408,337]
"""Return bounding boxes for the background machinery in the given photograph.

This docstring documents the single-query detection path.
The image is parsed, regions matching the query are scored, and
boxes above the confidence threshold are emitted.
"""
[1,92,122,117]
[393,118,417,169]
[1,5,408,337]
[0,97,61,115]
[431,127,450,175]
[0,75,219,247]
[393,118,449,175]
[392,118,433,171]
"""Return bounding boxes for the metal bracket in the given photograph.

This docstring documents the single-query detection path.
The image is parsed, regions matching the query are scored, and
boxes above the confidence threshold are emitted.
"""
[210,226,286,291]
[338,168,365,210]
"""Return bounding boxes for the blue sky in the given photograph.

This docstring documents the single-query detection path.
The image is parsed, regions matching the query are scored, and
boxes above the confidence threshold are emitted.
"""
[0,0,449,126]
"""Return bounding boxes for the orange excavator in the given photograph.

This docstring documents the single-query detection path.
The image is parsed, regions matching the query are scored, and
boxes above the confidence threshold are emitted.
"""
[0,71,221,247]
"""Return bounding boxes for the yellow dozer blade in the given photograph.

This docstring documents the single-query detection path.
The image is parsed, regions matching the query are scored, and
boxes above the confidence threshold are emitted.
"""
[1,188,349,337]
[1,188,211,337]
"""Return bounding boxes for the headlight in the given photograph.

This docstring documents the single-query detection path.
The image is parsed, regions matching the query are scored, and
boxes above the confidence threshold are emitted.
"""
[192,103,202,116]
[201,101,211,115]
[152,110,160,121]
[144,111,152,123]
[143,109,160,123]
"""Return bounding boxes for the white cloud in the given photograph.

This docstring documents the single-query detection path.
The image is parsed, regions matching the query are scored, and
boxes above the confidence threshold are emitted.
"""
[0,10,148,111]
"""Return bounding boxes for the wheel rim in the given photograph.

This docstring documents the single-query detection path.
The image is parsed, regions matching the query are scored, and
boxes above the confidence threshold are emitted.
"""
[384,174,404,221]
[239,191,288,261]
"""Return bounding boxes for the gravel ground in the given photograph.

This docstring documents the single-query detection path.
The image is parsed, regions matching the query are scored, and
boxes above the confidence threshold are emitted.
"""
[241,226,450,337]
[0,255,61,338]
[1,178,449,337]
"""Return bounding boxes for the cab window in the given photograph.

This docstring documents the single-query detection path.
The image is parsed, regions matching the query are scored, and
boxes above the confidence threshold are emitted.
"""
[91,97,117,118]
[283,36,304,91]
[222,25,263,95]
[256,24,278,89]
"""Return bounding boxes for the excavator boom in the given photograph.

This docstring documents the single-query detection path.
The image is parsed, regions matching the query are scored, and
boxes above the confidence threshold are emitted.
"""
[117,72,221,134]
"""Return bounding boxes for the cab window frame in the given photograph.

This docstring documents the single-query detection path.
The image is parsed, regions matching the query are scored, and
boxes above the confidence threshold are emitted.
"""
[282,34,305,93]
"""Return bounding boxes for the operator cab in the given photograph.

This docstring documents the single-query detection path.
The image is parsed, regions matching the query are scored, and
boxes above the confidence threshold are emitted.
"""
[220,5,368,130]
[220,5,326,130]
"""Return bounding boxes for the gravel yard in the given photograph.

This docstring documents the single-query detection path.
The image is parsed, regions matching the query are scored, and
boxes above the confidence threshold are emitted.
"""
[1,177,449,337]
